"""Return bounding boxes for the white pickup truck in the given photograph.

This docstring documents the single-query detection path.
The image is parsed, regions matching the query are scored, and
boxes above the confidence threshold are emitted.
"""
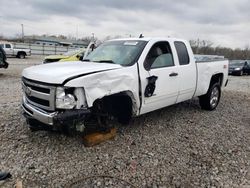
[21,37,228,133]
[0,42,31,59]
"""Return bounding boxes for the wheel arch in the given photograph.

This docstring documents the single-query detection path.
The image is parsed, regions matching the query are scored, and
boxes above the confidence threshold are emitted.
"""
[92,90,138,124]
[17,51,27,56]
[200,72,224,96]
[209,73,224,88]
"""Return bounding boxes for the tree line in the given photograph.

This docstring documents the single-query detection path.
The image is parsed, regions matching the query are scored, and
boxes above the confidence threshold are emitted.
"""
[190,39,250,60]
[1,34,249,60]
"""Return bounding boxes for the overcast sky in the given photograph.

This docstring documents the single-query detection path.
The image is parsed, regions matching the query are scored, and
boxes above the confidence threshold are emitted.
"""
[1,0,250,49]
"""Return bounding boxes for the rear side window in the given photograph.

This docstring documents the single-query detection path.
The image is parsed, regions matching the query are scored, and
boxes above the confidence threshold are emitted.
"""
[5,44,11,48]
[174,41,189,65]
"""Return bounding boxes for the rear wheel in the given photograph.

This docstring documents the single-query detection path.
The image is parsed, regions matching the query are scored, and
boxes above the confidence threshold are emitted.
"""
[199,83,221,111]
[18,52,26,59]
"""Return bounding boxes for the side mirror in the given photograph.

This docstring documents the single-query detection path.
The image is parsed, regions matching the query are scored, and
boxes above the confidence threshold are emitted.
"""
[91,44,95,51]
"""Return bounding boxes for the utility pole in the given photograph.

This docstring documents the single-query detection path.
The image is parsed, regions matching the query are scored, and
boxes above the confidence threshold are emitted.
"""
[21,24,24,42]
[76,25,78,40]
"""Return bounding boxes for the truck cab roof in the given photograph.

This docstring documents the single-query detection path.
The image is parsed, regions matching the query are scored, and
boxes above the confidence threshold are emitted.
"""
[109,37,187,43]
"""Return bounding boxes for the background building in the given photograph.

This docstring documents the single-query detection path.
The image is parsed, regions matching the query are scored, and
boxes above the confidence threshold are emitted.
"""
[24,35,88,48]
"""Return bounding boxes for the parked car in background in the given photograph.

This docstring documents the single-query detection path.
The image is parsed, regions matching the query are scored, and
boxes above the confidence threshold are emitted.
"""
[43,48,86,64]
[0,42,31,59]
[0,45,8,69]
[229,60,250,76]
[43,42,96,64]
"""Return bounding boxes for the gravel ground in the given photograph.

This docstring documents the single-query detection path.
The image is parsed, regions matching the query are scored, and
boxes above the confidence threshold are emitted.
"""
[0,57,249,187]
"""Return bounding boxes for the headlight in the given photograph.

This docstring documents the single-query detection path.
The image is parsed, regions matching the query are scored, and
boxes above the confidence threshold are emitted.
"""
[56,87,76,109]
[234,67,241,71]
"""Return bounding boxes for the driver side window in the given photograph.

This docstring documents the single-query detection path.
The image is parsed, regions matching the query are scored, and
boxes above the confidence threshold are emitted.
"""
[144,42,174,71]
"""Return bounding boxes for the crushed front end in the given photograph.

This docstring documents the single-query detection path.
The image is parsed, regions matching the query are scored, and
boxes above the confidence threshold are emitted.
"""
[21,77,90,132]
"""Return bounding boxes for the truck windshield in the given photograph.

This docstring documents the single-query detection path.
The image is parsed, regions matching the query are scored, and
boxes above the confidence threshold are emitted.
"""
[85,40,147,66]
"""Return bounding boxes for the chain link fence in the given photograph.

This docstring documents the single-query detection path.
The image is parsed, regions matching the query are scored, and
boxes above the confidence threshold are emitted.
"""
[13,43,84,55]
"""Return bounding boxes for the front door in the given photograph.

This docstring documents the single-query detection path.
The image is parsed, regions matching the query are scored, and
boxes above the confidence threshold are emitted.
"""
[140,41,179,114]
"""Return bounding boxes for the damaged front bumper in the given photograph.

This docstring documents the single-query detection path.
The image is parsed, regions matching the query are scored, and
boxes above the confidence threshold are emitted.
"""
[22,98,90,127]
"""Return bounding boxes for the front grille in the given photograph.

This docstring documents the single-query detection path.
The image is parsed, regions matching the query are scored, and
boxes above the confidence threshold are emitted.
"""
[22,78,56,111]
[24,82,50,94]
[27,96,50,107]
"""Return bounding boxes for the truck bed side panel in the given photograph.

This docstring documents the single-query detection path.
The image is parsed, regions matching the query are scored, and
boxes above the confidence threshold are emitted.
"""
[194,60,228,97]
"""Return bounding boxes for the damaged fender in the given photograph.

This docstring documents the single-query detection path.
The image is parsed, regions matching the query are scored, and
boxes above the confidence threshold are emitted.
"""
[64,65,140,116]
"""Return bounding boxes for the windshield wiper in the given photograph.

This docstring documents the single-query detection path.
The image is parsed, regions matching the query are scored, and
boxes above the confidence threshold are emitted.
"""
[94,60,115,64]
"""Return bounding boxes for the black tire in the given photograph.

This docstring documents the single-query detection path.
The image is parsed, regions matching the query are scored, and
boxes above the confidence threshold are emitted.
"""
[61,124,78,136]
[3,62,8,69]
[238,70,243,76]
[18,52,26,59]
[199,83,221,111]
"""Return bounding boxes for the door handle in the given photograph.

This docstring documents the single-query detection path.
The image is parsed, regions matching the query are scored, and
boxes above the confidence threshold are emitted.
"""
[169,72,178,77]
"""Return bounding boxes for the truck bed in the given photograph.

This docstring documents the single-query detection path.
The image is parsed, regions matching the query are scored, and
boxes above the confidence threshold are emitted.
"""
[194,59,229,97]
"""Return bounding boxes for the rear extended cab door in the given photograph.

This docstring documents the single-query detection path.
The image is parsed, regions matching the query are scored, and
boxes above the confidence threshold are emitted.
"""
[174,41,196,103]
[138,39,180,114]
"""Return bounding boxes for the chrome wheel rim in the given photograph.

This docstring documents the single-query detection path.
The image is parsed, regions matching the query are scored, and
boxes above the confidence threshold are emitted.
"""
[210,87,219,108]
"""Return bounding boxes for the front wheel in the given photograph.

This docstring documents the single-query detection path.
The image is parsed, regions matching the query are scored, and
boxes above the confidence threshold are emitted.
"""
[199,83,221,111]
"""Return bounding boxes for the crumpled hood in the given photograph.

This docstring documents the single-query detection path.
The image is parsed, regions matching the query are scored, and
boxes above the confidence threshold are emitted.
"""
[22,61,122,84]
